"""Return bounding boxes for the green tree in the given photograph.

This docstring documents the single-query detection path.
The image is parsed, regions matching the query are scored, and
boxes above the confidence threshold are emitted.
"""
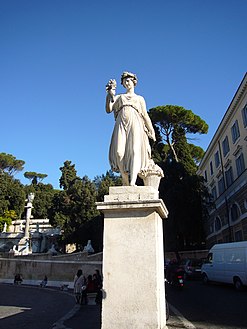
[0,152,25,176]
[149,105,208,166]
[70,176,99,245]
[48,191,71,246]
[0,210,17,231]
[24,182,56,219]
[59,160,77,190]
[78,214,104,253]
[94,170,122,201]
[0,171,25,217]
[73,170,122,252]
[24,172,48,185]
[49,162,99,248]
[160,161,208,251]
[149,105,209,251]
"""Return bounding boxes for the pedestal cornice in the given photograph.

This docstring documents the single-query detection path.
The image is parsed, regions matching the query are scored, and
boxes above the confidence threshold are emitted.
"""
[96,186,168,219]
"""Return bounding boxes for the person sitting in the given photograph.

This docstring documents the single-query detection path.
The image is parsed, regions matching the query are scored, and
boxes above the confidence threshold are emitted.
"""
[40,275,48,287]
[14,274,23,285]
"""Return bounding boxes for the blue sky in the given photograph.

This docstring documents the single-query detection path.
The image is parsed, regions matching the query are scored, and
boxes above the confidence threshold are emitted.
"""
[1,0,247,189]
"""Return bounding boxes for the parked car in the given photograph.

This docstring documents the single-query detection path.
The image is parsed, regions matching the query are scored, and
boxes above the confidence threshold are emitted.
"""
[180,258,203,280]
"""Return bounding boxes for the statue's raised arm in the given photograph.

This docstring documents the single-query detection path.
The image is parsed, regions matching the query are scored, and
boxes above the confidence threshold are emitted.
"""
[105,71,163,188]
[105,79,117,113]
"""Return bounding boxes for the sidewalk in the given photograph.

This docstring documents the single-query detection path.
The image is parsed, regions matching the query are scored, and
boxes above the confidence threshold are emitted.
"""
[63,303,188,329]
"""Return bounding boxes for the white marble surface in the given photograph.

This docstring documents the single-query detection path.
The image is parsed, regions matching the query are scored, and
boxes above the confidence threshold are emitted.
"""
[105,72,161,187]
[98,187,168,329]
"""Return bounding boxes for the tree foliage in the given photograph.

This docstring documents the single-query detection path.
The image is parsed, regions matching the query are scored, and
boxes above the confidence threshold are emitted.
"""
[0,152,25,176]
[148,105,209,251]
[59,160,77,190]
[24,171,48,185]
[0,171,25,217]
[24,182,56,219]
[0,210,17,232]
[94,170,122,201]
[49,161,99,247]
[149,105,208,165]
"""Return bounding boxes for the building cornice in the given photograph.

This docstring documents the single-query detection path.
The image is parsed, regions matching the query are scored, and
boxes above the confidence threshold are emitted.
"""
[199,73,247,168]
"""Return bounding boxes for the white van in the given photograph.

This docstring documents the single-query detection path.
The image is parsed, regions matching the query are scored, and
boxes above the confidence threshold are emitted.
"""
[201,241,247,290]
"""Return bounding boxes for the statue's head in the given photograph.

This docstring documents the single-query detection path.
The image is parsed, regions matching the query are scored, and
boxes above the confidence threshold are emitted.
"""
[28,193,35,203]
[121,71,138,86]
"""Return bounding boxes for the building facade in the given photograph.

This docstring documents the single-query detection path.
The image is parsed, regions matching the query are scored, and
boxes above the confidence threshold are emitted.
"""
[198,73,247,248]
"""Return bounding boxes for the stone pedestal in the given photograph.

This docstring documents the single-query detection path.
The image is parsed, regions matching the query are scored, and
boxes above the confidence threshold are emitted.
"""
[97,186,168,329]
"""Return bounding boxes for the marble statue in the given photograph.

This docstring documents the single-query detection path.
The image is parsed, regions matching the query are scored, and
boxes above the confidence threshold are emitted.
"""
[19,222,23,232]
[47,244,57,255]
[24,193,35,238]
[106,71,163,187]
[83,240,94,253]
[2,222,7,233]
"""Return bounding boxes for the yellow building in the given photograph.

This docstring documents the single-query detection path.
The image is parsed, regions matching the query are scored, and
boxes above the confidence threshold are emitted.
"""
[198,73,247,248]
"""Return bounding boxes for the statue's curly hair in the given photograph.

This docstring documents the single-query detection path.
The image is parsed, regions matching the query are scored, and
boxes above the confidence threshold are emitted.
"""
[121,71,138,86]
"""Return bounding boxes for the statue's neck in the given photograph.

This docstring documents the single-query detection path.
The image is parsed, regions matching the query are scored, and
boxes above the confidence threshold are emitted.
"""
[125,90,135,96]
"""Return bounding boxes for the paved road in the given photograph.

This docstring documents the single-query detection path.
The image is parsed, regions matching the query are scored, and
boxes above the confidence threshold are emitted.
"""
[167,279,247,329]
[0,284,75,329]
[1,283,199,329]
[0,283,189,329]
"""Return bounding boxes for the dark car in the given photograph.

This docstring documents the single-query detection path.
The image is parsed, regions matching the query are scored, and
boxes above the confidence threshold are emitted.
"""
[180,258,203,280]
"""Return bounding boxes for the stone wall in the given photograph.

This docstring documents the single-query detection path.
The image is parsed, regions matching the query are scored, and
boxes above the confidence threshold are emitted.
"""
[0,252,102,288]
[165,249,208,261]
[0,249,208,288]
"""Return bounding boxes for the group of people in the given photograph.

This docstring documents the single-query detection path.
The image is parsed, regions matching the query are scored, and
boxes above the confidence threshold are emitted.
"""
[74,269,102,305]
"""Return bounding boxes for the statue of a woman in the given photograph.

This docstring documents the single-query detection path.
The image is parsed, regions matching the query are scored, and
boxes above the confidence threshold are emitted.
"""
[105,72,157,186]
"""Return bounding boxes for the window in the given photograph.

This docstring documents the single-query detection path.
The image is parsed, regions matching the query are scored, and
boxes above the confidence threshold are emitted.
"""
[225,249,244,263]
[224,235,230,243]
[204,170,208,182]
[215,217,222,231]
[242,104,247,127]
[209,224,214,234]
[214,151,220,168]
[236,153,245,176]
[222,136,230,157]
[214,251,224,263]
[231,120,240,143]
[231,204,240,222]
[218,177,225,195]
[235,231,243,242]
[225,166,234,187]
[207,253,213,263]
[211,186,217,200]
[210,161,214,175]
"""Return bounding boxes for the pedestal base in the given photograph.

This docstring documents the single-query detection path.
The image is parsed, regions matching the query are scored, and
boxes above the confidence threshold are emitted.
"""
[97,186,168,329]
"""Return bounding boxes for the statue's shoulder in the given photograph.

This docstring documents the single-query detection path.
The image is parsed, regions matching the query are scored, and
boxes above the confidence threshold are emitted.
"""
[114,94,122,101]
[135,94,145,101]
[136,95,146,107]
[113,94,121,104]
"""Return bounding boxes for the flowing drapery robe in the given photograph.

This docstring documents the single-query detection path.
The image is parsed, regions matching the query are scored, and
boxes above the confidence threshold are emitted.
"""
[109,93,154,175]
